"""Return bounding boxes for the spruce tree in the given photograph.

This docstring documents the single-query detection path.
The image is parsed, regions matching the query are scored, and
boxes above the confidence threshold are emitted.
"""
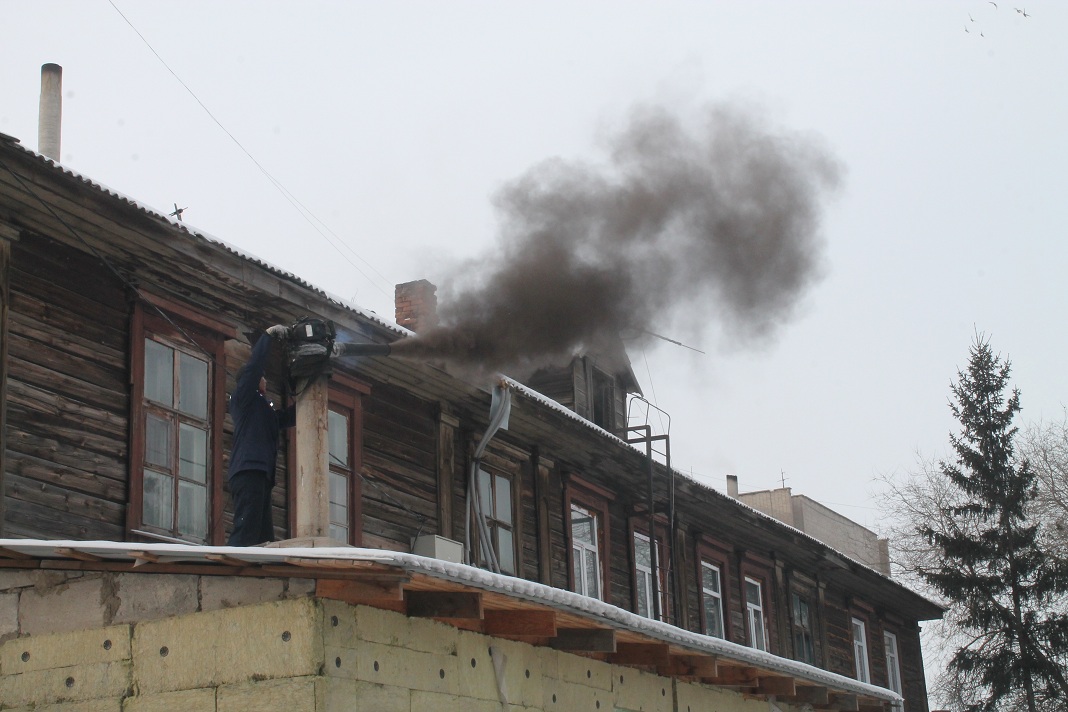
[922,337,1068,711]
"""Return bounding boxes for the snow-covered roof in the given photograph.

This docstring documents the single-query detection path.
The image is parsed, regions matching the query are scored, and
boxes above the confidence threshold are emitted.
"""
[0,538,901,705]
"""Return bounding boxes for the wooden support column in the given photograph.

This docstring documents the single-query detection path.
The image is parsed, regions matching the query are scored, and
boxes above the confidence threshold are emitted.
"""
[0,221,17,537]
[436,407,458,538]
[294,376,330,538]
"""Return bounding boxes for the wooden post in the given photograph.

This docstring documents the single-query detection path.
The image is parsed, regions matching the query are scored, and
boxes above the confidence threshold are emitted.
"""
[0,222,17,536]
[293,375,330,539]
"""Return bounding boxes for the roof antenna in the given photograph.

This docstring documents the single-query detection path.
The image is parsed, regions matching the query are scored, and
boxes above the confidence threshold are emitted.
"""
[169,203,187,221]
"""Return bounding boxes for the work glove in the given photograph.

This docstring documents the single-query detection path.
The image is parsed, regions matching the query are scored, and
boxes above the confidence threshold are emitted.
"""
[266,324,289,340]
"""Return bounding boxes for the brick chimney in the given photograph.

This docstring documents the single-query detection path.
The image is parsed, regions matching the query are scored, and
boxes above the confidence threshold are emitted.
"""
[395,280,438,333]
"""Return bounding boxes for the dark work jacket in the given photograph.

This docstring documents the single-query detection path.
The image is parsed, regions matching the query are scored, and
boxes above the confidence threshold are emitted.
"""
[227,334,295,484]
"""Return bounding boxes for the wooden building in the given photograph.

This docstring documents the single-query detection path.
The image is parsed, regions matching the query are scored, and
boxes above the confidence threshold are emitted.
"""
[0,131,941,711]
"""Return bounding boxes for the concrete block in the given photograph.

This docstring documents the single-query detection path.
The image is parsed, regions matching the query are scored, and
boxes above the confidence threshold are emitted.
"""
[133,598,323,694]
[321,678,411,712]
[410,690,539,712]
[18,576,106,635]
[0,660,132,706]
[122,687,216,712]
[0,570,40,592]
[0,591,19,642]
[11,700,122,712]
[217,676,318,712]
[199,576,286,612]
[455,630,543,707]
[113,574,199,624]
[549,651,613,692]
[612,667,673,712]
[674,679,754,712]
[326,639,459,696]
[1,623,131,674]
[541,678,608,712]
[349,604,457,656]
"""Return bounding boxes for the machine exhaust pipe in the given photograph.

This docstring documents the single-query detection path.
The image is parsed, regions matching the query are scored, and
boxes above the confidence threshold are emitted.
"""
[333,342,391,357]
[285,318,391,382]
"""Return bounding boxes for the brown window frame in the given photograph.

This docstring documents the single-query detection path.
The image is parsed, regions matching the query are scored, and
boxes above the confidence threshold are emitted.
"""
[564,476,614,601]
[127,297,232,544]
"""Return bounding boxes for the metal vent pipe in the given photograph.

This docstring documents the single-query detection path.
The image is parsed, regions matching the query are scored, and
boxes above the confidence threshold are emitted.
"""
[38,63,63,161]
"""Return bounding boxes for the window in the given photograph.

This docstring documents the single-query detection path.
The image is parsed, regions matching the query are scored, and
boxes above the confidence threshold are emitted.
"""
[590,368,614,430]
[852,617,870,683]
[745,577,768,651]
[791,593,816,664]
[884,631,904,711]
[327,407,352,543]
[476,468,515,575]
[700,561,726,639]
[129,298,228,544]
[571,504,601,599]
[633,530,667,620]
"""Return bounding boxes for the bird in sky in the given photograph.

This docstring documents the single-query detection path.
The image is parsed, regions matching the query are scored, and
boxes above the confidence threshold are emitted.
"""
[170,203,187,221]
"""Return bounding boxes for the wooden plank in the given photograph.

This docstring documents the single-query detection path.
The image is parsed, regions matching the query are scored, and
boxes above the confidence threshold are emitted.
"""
[788,685,830,706]
[609,643,671,667]
[204,553,254,568]
[0,547,33,559]
[54,547,104,562]
[405,590,483,619]
[483,609,557,637]
[756,676,796,696]
[550,628,616,653]
[657,654,718,678]
[317,577,405,604]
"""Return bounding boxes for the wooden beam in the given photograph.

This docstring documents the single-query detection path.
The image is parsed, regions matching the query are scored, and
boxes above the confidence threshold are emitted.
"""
[128,551,160,567]
[550,628,616,653]
[658,654,718,678]
[204,553,254,567]
[703,664,758,688]
[54,548,104,562]
[483,609,557,637]
[317,577,404,604]
[405,590,483,619]
[788,685,830,706]
[609,643,671,667]
[0,547,33,559]
[829,693,859,711]
[756,676,796,696]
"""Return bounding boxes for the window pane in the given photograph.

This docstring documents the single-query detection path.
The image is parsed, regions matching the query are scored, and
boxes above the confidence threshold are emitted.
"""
[584,549,600,599]
[330,522,348,543]
[144,339,174,405]
[178,352,208,418]
[495,475,511,525]
[704,596,724,638]
[143,468,173,529]
[497,527,514,574]
[572,547,582,592]
[702,563,721,595]
[145,414,172,470]
[179,424,207,483]
[177,480,207,540]
[746,580,761,606]
[328,409,349,468]
[637,573,651,617]
[572,508,594,545]
[635,535,651,569]
[477,470,492,517]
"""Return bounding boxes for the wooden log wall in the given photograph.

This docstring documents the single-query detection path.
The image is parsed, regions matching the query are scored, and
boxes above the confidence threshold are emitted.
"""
[3,232,129,539]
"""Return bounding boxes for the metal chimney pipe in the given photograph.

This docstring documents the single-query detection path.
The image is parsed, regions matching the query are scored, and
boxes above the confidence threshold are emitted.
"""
[38,64,63,161]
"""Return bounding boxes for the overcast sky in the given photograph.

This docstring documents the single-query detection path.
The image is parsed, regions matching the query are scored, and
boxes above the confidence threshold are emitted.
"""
[3,1,1066,532]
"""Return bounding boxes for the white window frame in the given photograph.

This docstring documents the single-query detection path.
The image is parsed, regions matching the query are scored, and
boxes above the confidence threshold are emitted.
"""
[571,504,602,599]
[884,631,904,710]
[852,617,870,683]
[633,531,659,619]
[745,576,768,651]
[700,561,726,638]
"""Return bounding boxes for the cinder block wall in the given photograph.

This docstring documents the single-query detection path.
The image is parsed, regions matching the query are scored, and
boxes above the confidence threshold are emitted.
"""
[0,570,803,711]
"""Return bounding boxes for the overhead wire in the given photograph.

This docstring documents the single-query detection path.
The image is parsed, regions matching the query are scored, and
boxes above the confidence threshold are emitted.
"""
[105,0,394,302]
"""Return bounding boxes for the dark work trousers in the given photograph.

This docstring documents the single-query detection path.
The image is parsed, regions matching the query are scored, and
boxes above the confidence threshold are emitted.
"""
[228,470,274,546]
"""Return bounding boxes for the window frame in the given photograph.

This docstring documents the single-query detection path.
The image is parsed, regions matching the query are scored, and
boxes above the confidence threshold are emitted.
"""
[852,616,871,683]
[884,630,904,710]
[128,297,231,544]
[474,465,518,575]
[695,537,732,640]
[629,519,669,621]
[564,477,613,602]
[744,576,769,652]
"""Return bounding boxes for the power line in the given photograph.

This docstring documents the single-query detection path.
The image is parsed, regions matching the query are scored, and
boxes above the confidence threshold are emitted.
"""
[106,0,394,301]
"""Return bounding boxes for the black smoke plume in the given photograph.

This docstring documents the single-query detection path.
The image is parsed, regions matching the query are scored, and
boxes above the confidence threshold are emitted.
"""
[392,104,841,377]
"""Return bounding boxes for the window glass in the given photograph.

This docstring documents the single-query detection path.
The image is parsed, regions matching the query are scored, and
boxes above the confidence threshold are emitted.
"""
[634,532,657,618]
[792,593,815,664]
[571,505,601,599]
[495,474,512,526]
[884,631,903,711]
[746,577,767,651]
[143,468,173,529]
[497,527,515,574]
[178,353,208,418]
[178,480,207,540]
[144,339,174,405]
[328,409,349,467]
[145,414,172,470]
[852,618,870,683]
[179,424,207,483]
[478,470,492,517]
[701,561,725,638]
